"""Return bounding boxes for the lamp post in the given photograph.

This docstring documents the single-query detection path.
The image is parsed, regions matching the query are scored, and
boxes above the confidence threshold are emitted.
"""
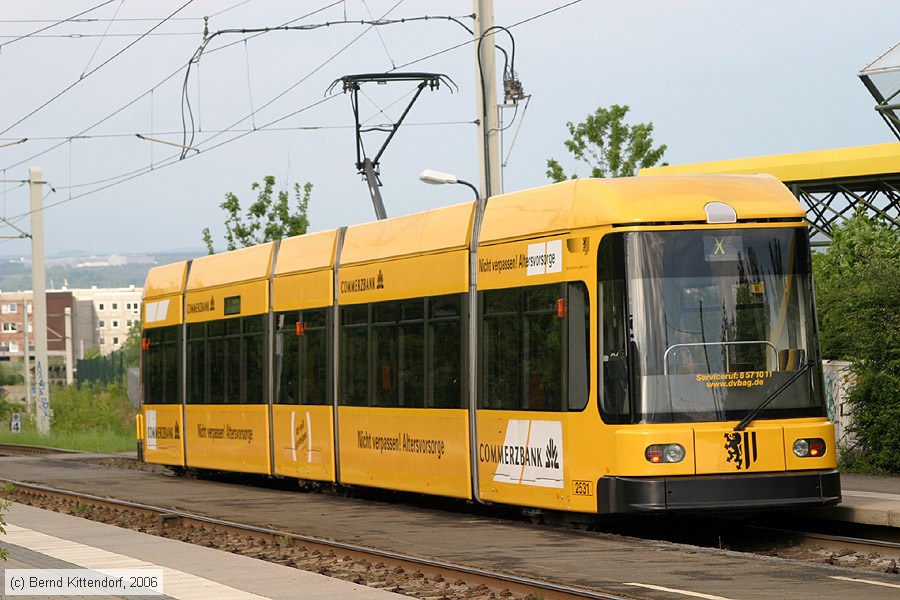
[418,169,481,200]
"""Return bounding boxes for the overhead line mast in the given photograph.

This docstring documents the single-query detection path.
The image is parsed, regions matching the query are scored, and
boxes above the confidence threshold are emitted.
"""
[473,0,501,199]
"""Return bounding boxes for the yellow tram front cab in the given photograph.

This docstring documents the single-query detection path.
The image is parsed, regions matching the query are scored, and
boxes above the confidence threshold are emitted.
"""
[587,176,840,512]
[470,176,839,514]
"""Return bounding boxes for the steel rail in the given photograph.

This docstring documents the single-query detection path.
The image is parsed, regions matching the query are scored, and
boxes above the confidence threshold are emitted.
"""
[0,478,627,600]
[0,443,80,456]
[747,523,900,555]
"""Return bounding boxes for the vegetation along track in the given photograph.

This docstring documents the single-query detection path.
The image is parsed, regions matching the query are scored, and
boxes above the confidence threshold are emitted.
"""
[0,478,626,600]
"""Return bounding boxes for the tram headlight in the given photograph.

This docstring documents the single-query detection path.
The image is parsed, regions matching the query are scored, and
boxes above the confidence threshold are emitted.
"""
[645,444,685,464]
[792,438,826,458]
[664,444,686,463]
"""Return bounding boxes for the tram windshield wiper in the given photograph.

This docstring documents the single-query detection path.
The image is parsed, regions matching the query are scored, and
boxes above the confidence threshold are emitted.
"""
[734,360,813,431]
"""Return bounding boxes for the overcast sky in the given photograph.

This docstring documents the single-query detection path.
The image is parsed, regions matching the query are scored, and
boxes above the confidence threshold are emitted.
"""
[0,0,896,259]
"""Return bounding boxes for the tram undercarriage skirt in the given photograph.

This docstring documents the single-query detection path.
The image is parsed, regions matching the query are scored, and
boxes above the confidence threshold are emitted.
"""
[597,470,841,513]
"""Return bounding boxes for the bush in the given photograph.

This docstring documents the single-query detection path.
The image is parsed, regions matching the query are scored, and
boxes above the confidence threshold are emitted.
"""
[837,445,891,476]
[50,383,136,435]
[0,361,23,386]
[844,371,900,474]
[0,395,16,422]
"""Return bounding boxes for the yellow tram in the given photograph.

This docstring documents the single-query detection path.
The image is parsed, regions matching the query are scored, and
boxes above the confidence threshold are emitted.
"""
[138,175,840,514]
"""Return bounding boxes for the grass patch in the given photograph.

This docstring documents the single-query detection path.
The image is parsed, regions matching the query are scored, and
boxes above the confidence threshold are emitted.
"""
[0,382,136,453]
[0,426,135,453]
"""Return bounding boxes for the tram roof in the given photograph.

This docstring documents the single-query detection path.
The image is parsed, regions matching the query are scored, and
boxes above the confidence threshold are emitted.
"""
[186,242,274,291]
[637,142,900,182]
[274,229,338,275]
[143,261,188,299]
[480,174,803,242]
[341,201,474,264]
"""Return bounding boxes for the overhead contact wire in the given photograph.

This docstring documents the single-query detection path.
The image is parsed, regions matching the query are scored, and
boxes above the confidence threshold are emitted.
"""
[0,0,196,137]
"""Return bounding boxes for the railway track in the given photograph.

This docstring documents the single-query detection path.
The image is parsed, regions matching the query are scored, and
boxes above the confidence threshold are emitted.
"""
[2,445,898,595]
[0,443,79,457]
[743,519,900,568]
[1,478,627,600]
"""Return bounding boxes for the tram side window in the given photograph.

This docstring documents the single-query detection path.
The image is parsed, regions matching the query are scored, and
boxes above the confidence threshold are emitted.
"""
[275,312,300,404]
[480,282,587,412]
[303,309,328,405]
[338,295,463,409]
[481,289,520,409]
[373,302,400,407]
[143,328,163,405]
[430,295,463,409]
[276,309,329,405]
[243,316,265,403]
[142,325,181,404]
[340,304,369,406]
[598,234,630,423]
[400,299,425,408]
[371,300,426,408]
[225,319,241,404]
[207,321,226,404]
[186,316,267,405]
[524,286,562,411]
[186,323,206,404]
[567,282,590,411]
[163,329,180,404]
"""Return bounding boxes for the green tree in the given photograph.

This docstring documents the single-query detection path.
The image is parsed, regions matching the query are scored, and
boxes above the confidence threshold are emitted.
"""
[202,175,312,254]
[814,212,900,473]
[546,104,667,181]
[123,322,141,369]
[813,212,900,368]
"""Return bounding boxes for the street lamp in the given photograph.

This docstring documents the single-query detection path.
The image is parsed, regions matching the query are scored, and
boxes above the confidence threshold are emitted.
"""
[418,169,480,200]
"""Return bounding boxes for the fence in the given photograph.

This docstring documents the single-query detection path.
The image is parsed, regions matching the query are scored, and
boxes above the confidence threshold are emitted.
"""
[76,351,126,387]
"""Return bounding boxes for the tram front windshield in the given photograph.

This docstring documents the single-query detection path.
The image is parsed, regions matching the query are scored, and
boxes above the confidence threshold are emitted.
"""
[604,228,825,424]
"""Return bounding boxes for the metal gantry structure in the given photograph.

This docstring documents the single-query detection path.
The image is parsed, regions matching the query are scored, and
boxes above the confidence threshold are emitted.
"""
[639,142,900,245]
[859,40,900,142]
[788,171,900,243]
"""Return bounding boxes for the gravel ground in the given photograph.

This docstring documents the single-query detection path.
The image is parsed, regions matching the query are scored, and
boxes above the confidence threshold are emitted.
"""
[4,456,899,595]
[1,484,537,600]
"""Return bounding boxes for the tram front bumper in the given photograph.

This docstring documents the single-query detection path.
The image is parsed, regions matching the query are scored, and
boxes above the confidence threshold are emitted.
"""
[597,469,841,513]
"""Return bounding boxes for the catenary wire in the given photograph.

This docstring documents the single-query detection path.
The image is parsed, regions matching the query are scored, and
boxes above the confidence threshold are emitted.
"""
[2,1,580,226]
[1,3,460,170]
[0,1,338,173]
[180,0,349,156]
[80,0,125,78]
[180,0,413,154]
[0,119,475,143]
[0,0,196,137]
[0,0,117,51]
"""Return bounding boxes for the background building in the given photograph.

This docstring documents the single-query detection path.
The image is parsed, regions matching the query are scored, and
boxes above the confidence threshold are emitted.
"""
[0,286,142,384]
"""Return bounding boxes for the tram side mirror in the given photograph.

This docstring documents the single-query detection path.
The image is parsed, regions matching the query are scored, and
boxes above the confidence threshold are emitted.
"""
[778,348,806,371]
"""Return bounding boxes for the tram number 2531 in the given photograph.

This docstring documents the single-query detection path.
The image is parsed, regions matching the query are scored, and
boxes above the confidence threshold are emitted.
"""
[573,480,594,496]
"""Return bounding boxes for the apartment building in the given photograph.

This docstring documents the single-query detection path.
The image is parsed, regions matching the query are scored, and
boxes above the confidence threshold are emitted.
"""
[87,286,143,355]
[0,286,143,363]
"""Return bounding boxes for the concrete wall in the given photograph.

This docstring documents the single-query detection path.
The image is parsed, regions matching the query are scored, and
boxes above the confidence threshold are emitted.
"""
[823,359,855,446]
